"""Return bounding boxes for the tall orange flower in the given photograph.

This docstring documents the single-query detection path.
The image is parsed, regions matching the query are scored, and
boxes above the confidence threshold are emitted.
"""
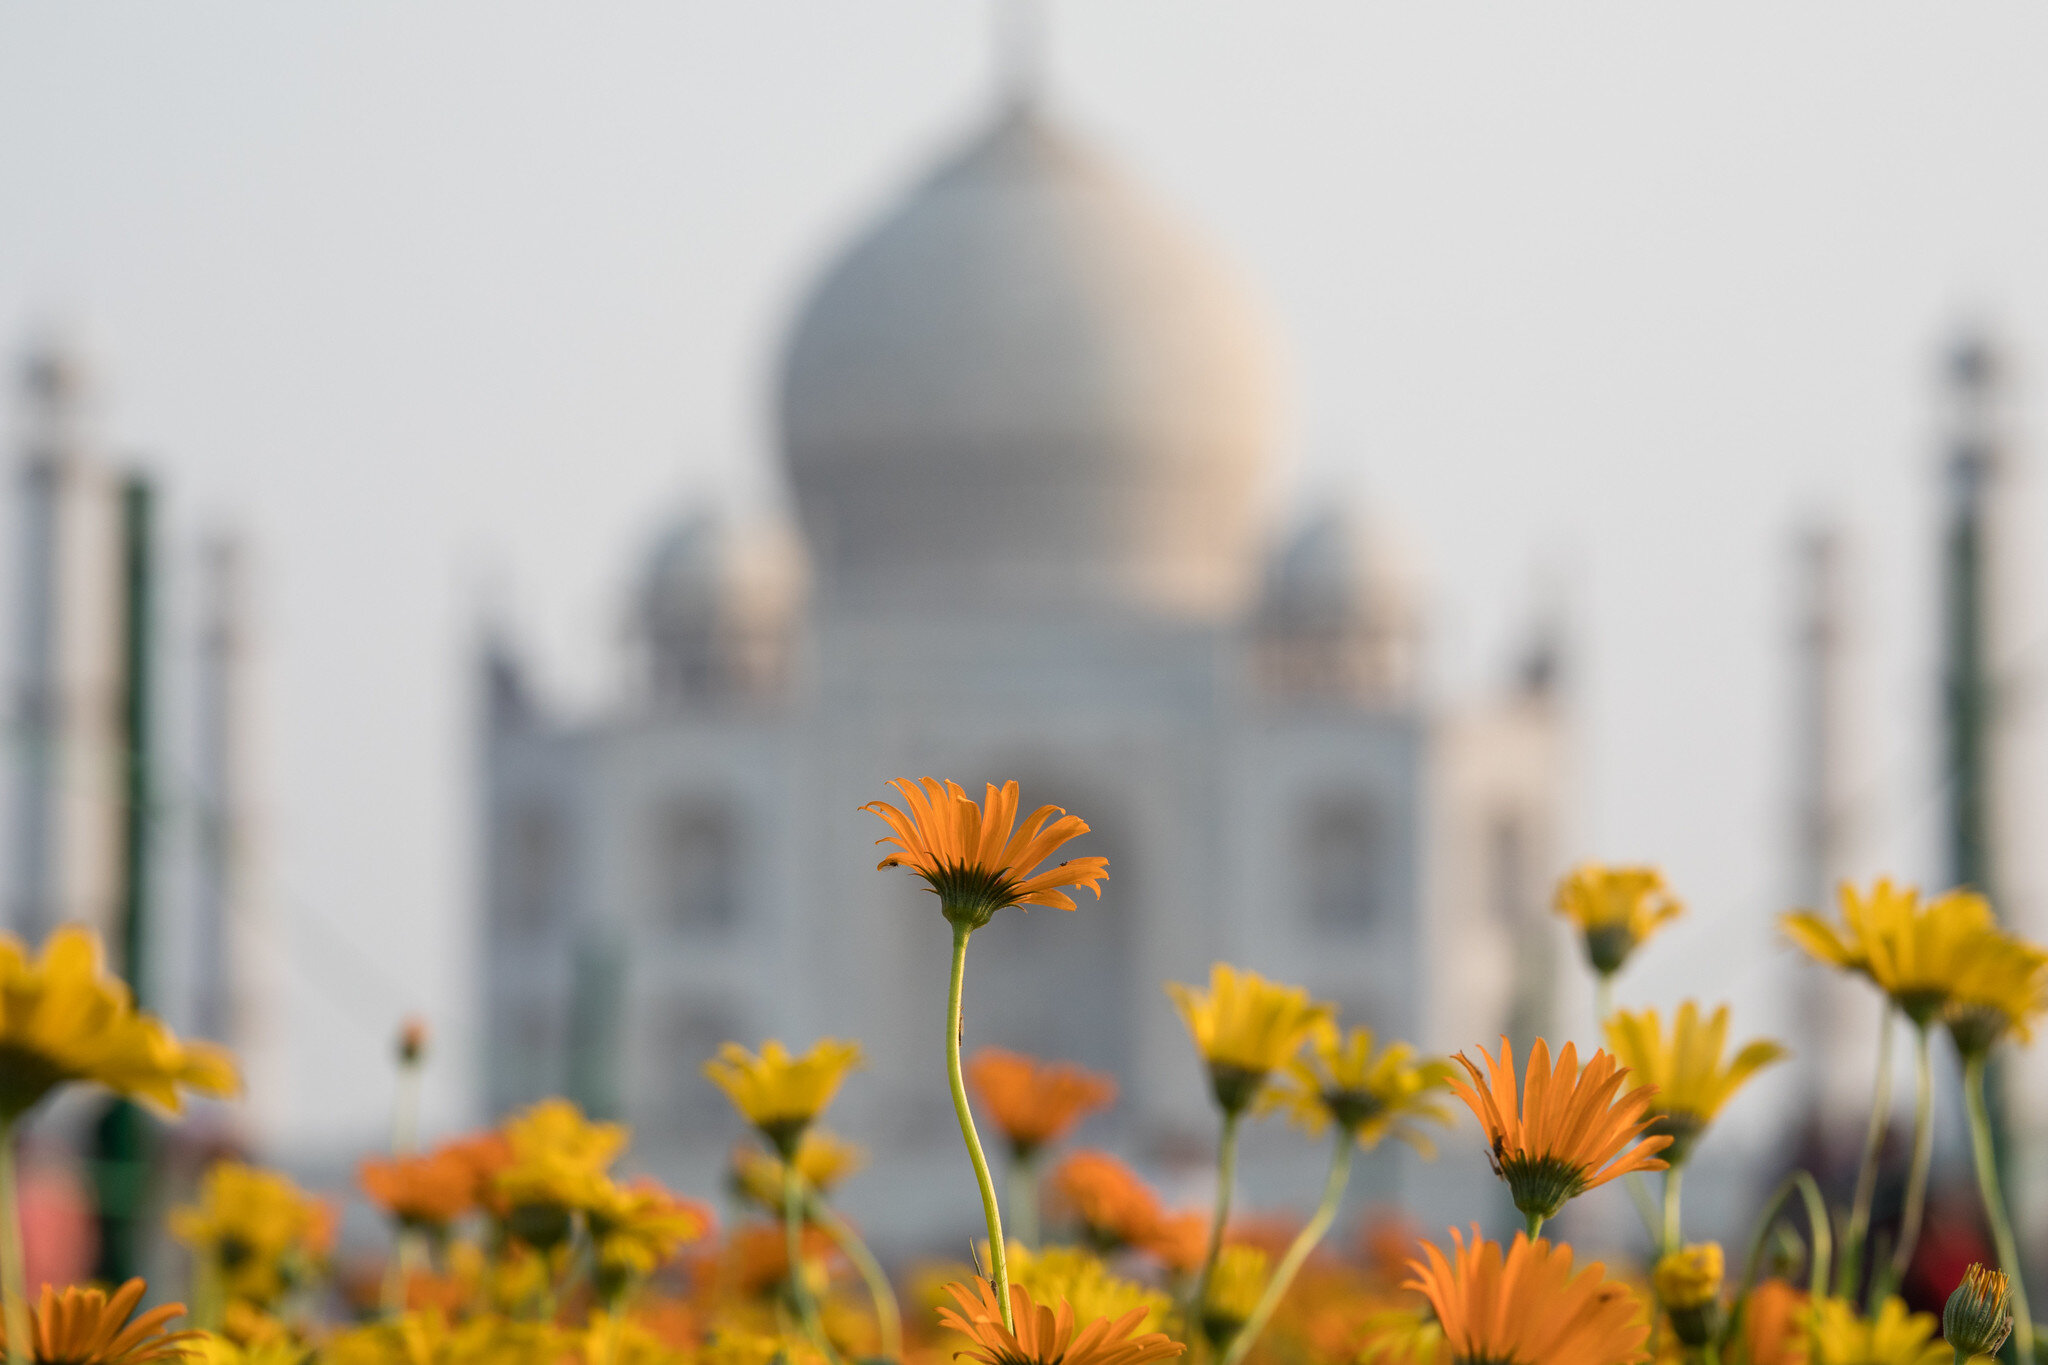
[938,1278,1184,1365]
[1048,1151,1163,1252]
[967,1049,1118,1159]
[863,779,1107,930]
[1448,1037,1669,1230]
[360,1144,486,1231]
[1406,1227,1649,1365]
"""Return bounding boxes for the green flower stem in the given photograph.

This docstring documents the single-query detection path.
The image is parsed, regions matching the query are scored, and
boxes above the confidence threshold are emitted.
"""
[1663,1166,1684,1255]
[1719,1170,1831,1356]
[785,1151,838,1362]
[1189,1108,1243,1329]
[1524,1209,1545,1240]
[1624,1173,1662,1243]
[947,923,1013,1332]
[1882,1025,1935,1298]
[0,1121,27,1365]
[379,1227,422,1319]
[1839,1001,1895,1298]
[805,1185,903,1363]
[1008,1153,1039,1251]
[392,1055,423,1156]
[1219,1134,1353,1365]
[1964,1054,2033,1361]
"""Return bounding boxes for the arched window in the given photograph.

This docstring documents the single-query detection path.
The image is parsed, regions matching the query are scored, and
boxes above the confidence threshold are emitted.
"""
[501,801,565,937]
[651,798,738,932]
[1301,793,1389,933]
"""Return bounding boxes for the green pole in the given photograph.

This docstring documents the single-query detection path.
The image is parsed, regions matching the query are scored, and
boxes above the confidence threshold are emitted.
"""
[1940,339,2011,1179]
[92,473,156,1285]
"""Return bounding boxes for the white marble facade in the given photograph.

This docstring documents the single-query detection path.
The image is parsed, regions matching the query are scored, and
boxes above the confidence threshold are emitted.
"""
[479,93,1564,1246]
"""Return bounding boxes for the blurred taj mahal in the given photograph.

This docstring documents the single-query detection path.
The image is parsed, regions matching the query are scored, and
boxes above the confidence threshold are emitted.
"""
[476,77,1567,1227]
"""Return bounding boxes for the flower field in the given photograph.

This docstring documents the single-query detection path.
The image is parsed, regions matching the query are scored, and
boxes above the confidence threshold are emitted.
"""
[0,777,2035,1365]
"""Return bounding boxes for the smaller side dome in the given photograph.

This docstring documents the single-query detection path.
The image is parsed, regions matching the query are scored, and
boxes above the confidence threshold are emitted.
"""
[636,511,806,710]
[1256,507,1421,706]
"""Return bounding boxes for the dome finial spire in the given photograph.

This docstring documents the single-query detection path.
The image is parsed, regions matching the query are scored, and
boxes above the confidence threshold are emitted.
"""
[995,0,1048,109]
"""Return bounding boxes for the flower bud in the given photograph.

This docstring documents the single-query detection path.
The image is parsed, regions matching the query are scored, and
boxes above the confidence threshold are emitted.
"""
[1944,1263,2013,1360]
[1654,1242,1724,1347]
[397,1016,429,1066]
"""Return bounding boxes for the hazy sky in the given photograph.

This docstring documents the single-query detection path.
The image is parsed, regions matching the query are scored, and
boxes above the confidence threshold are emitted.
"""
[5,4,2048,1154]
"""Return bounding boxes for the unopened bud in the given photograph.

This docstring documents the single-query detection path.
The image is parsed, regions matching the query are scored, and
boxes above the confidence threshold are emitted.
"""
[1654,1243,1724,1347]
[1944,1263,2013,1360]
[397,1016,429,1066]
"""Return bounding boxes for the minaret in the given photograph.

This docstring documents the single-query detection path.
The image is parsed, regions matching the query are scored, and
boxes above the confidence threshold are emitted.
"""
[10,340,123,943]
[192,532,248,1042]
[1789,521,1864,1122]
[1941,332,2000,902]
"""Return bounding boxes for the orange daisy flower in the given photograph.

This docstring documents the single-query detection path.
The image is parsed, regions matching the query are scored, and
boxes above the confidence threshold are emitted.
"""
[0,1279,200,1365]
[1448,1037,1670,1228]
[967,1048,1118,1159]
[1048,1151,1163,1252]
[1741,1280,1808,1365]
[1405,1227,1649,1365]
[862,779,1108,930]
[1139,1210,1211,1277]
[360,1144,484,1229]
[939,1278,1184,1365]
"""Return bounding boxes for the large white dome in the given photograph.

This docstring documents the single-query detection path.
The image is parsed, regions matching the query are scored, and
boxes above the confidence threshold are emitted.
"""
[777,100,1282,618]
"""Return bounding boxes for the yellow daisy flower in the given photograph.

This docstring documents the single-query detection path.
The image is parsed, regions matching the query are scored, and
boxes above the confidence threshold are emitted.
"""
[1653,1242,1724,1348]
[1806,1296,1949,1365]
[1943,928,2048,1059]
[1784,880,2000,1025]
[1005,1244,1170,1334]
[1200,1245,1269,1346]
[170,1163,334,1310]
[1166,964,1334,1113]
[1602,1002,1787,1164]
[1261,1020,1457,1154]
[730,1130,867,1214]
[1554,864,1683,977]
[586,1178,713,1290]
[703,1039,863,1155]
[1354,1310,1446,1365]
[322,1309,572,1365]
[1652,1243,1722,1311]
[0,925,237,1122]
[492,1098,627,1245]
[863,778,1108,930]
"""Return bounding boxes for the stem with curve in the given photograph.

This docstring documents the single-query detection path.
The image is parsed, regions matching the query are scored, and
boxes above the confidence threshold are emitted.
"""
[1881,1025,1934,1299]
[805,1185,903,1363]
[1839,1001,1895,1298]
[1219,1135,1353,1365]
[1188,1109,1243,1330]
[784,1156,837,1362]
[1964,1054,2033,1360]
[1719,1169,1832,1356]
[946,924,1013,1331]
